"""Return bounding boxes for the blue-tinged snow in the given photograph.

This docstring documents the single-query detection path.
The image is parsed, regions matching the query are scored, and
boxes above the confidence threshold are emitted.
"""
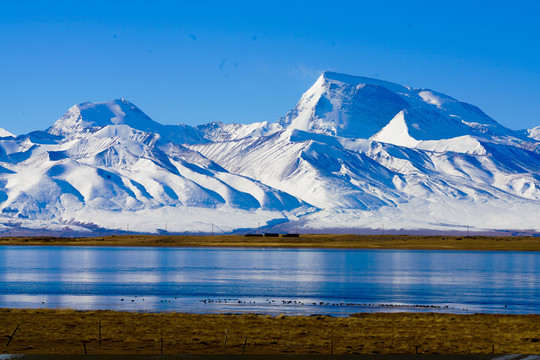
[279,71,519,141]
[0,128,15,138]
[47,99,208,145]
[1,72,540,234]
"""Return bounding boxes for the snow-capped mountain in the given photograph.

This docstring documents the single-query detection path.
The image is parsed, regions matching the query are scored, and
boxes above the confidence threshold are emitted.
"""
[48,99,209,145]
[0,128,15,138]
[1,72,540,235]
[279,72,515,140]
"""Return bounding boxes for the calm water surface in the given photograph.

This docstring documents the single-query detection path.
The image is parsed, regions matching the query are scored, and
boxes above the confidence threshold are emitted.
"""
[0,246,538,315]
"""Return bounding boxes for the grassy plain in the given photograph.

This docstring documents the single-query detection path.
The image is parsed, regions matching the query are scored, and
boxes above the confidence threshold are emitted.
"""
[0,234,539,251]
[1,309,539,355]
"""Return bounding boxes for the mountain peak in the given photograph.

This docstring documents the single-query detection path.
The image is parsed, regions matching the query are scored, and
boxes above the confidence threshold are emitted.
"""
[321,71,411,91]
[47,99,161,138]
[279,71,414,138]
[0,128,15,138]
[1,72,540,234]
[75,98,135,114]
[46,99,209,145]
[279,71,511,141]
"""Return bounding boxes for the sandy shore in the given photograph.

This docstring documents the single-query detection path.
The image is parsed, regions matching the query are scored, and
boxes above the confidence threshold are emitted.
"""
[0,234,539,251]
[1,309,539,355]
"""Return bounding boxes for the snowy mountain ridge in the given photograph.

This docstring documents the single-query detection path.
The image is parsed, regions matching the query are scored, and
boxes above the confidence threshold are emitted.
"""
[279,72,516,142]
[48,99,209,145]
[1,71,540,235]
[0,128,15,138]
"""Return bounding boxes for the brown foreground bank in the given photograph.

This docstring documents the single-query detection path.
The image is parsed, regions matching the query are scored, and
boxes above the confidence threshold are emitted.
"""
[1,309,539,355]
[1,234,540,251]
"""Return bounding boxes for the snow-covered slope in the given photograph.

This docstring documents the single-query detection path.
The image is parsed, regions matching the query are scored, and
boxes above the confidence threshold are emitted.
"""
[48,99,208,145]
[190,72,540,233]
[197,121,282,142]
[0,101,313,234]
[0,128,15,138]
[279,72,518,142]
[527,126,540,141]
[1,72,540,235]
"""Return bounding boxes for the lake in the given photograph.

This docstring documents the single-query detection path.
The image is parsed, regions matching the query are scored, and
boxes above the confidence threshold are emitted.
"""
[0,246,538,315]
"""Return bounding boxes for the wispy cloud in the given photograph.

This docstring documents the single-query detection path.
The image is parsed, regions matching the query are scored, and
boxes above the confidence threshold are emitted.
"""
[289,63,325,80]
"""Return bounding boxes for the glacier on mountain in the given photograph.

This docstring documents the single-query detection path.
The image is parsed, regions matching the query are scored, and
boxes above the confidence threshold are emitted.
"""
[1,72,540,235]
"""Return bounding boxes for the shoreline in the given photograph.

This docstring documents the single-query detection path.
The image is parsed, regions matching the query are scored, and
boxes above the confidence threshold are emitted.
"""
[2,236,539,355]
[0,234,540,251]
[1,309,539,355]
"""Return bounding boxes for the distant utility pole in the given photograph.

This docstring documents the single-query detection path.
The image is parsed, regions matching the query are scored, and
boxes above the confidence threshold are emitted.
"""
[165,222,168,234]
[127,224,129,234]
[211,223,214,235]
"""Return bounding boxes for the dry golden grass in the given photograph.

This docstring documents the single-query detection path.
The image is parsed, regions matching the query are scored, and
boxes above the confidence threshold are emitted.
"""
[1,309,539,355]
[0,234,539,251]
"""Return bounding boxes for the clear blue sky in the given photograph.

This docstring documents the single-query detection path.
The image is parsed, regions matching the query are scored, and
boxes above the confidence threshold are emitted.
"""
[1,0,539,135]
